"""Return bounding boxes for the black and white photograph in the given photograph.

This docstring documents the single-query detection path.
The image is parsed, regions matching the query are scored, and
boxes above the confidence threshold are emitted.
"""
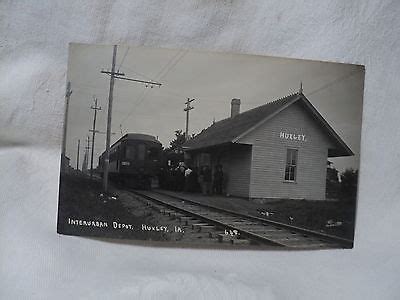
[57,43,364,249]
[4,1,400,298]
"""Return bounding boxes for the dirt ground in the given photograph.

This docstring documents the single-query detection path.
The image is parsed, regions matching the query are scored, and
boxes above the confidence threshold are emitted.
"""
[57,173,355,242]
[57,174,263,247]
[57,173,168,241]
[158,190,356,240]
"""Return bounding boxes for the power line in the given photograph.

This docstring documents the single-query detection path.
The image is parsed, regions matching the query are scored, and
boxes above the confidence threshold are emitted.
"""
[100,45,163,192]
[307,70,361,97]
[119,50,188,124]
[113,75,161,86]
[117,46,130,71]
[119,65,156,82]
[124,49,184,87]
[158,50,188,80]
[154,49,186,79]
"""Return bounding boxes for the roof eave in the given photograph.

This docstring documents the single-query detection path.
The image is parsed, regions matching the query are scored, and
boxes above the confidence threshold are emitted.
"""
[328,149,354,158]
[232,94,301,143]
[298,94,354,158]
[183,141,235,152]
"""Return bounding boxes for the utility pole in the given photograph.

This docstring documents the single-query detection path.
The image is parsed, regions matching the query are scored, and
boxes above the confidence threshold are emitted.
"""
[119,124,124,136]
[86,135,90,151]
[101,45,162,193]
[82,135,90,173]
[61,81,72,172]
[89,97,101,179]
[184,98,195,140]
[102,45,120,193]
[88,128,116,176]
[76,139,80,171]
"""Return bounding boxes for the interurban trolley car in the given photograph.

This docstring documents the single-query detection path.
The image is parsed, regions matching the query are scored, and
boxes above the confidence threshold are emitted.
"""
[98,133,163,189]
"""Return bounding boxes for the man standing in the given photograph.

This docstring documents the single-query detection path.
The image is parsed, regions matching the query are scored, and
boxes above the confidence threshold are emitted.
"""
[213,165,224,195]
[203,165,212,195]
[184,165,193,192]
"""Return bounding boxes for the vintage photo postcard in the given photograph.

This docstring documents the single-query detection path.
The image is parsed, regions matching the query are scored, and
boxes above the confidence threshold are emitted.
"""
[57,43,364,249]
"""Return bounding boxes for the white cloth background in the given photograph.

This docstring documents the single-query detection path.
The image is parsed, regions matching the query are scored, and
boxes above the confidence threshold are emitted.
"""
[1,1,399,299]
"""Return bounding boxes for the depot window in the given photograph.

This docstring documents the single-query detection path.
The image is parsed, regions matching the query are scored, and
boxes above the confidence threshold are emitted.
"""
[284,149,298,181]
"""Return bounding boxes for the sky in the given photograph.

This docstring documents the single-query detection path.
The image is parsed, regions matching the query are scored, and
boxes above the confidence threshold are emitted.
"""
[65,43,364,173]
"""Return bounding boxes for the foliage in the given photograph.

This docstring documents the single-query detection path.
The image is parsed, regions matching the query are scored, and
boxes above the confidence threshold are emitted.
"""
[340,168,358,202]
[326,161,340,199]
[161,129,186,168]
[168,129,186,154]
[326,161,339,182]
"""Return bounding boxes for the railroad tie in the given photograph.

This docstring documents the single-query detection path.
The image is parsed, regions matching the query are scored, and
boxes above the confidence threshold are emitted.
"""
[170,212,184,219]
[230,238,251,245]
[217,233,236,243]
[178,216,195,225]
[183,218,202,226]
[192,223,210,231]
[198,224,216,232]
[209,231,226,239]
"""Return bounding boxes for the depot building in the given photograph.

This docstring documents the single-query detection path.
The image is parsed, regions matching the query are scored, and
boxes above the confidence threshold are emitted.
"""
[183,91,353,201]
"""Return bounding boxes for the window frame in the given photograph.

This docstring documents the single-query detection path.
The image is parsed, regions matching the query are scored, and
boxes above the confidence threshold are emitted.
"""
[137,144,146,161]
[284,148,298,182]
[125,144,136,160]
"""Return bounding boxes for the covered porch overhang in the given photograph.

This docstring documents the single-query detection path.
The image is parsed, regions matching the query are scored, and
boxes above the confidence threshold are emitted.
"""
[183,142,252,168]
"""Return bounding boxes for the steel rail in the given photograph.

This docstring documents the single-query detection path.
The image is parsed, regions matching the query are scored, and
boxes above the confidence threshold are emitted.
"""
[151,190,353,248]
[130,190,285,247]
[130,190,349,248]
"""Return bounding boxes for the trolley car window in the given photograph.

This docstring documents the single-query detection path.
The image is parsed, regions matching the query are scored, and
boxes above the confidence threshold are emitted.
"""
[148,147,159,161]
[138,144,146,161]
[125,146,136,160]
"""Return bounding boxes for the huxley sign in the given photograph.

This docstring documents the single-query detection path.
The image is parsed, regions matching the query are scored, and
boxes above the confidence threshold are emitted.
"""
[279,131,306,141]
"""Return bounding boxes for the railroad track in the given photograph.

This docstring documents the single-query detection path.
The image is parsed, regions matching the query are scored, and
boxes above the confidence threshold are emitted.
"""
[129,190,353,249]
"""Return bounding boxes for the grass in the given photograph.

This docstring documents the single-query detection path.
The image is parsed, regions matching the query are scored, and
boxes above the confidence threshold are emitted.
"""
[256,199,356,240]
[160,190,356,240]
[57,173,356,242]
[57,172,166,241]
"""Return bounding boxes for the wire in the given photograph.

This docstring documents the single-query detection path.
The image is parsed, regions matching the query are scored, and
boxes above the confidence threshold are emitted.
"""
[119,50,188,124]
[307,70,361,97]
[154,50,186,80]
[120,65,155,82]
[117,46,130,71]
[119,52,359,128]
[130,50,188,109]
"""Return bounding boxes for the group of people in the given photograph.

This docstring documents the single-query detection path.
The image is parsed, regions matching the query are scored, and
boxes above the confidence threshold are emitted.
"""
[159,163,225,196]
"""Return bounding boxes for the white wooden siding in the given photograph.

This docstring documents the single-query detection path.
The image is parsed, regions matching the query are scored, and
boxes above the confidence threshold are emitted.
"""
[239,101,335,200]
[224,145,252,198]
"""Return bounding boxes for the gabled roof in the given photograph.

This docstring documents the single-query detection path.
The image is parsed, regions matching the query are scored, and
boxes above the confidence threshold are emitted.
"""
[183,92,353,157]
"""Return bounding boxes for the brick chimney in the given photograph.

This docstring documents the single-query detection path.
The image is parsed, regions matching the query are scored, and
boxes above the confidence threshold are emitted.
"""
[231,98,241,118]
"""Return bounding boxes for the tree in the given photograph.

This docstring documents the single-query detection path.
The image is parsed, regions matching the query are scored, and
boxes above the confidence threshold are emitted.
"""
[326,161,340,199]
[161,129,186,169]
[169,129,186,154]
[340,168,358,201]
